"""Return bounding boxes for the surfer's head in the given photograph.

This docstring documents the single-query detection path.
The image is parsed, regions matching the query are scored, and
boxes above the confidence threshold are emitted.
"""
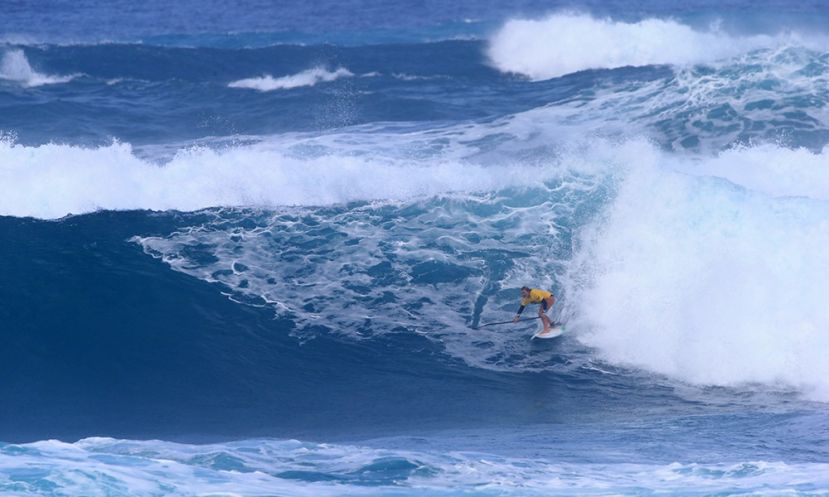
[521,286,531,298]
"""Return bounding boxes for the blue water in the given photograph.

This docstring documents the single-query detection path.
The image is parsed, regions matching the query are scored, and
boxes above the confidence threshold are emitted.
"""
[2,1,829,495]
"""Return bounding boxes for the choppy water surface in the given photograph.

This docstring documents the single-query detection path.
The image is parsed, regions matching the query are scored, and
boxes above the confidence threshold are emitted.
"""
[2,1,828,495]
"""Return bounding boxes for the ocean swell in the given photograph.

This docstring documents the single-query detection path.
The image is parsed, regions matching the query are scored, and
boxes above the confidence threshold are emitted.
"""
[125,137,829,402]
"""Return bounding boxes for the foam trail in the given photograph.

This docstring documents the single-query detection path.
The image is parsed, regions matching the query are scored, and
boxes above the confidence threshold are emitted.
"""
[564,143,829,401]
[0,138,543,219]
[488,13,784,80]
[0,49,76,87]
[228,66,353,91]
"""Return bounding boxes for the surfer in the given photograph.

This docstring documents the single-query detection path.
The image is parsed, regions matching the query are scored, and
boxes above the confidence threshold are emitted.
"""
[513,287,555,332]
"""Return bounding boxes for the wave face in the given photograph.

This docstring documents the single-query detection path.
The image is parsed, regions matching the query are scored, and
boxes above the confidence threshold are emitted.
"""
[3,1,829,496]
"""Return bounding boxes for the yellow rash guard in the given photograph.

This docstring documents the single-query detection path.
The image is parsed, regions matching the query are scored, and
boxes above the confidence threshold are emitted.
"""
[520,289,552,306]
[517,289,554,316]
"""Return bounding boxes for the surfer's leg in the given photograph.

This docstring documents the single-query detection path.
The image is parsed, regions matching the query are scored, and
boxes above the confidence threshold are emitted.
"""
[539,300,551,331]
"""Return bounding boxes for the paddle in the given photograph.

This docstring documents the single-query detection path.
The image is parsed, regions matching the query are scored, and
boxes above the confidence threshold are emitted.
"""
[475,316,541,328]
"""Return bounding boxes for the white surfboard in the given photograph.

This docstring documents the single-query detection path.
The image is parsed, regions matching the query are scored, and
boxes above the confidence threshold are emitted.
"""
[531,325,564,340]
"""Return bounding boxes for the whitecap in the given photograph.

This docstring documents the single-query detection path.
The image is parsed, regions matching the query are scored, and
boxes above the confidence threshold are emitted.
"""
[228,66,353,91]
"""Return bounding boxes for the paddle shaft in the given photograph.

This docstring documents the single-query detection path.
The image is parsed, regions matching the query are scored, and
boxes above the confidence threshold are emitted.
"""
[477,316,542,328]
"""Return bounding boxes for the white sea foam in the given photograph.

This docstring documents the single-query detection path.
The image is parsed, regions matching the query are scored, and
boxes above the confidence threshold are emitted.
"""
[487,13,807,80]
[0,49,76,87]
[687,143,829,200]
[0,137,542,219]
[563,141,829,401]
[1,437,827,496]
[228,66,353,91]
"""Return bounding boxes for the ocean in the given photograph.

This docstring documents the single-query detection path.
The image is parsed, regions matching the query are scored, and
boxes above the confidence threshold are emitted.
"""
[1,1,828,495]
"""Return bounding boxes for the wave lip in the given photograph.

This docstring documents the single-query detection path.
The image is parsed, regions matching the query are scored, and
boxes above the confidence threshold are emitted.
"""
[0,49,76,87]
[228,66,354,91]
[487,13,780,80]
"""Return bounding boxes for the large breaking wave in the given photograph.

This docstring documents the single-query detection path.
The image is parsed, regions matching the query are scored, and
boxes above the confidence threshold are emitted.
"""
[119,137,829,401]
[3,10,829,411]
[3,97,829,402]
[563,143,829,400]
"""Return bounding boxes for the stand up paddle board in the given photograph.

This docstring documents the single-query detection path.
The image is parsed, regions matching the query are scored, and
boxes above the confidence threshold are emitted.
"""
[532,324,564,340]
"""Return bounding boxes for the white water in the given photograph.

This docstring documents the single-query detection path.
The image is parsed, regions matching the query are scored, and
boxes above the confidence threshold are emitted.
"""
[1,437,826,497]
[564,143,829,401]
[0,49,76,87]
[0,137,542,219]
[487,13,817,80]
[229,66,353,91]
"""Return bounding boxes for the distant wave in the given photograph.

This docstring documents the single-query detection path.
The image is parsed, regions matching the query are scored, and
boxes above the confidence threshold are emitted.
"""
[0,137,540,219]
[228,66,353,91]
[0,49,77,87]
[487,13,798,80]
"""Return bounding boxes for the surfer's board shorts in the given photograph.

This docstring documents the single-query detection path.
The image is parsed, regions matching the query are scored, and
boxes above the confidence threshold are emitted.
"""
[540,296,554,312]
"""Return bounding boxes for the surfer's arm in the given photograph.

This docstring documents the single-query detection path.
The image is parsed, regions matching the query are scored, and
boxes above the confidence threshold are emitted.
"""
[513,305,526,322]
